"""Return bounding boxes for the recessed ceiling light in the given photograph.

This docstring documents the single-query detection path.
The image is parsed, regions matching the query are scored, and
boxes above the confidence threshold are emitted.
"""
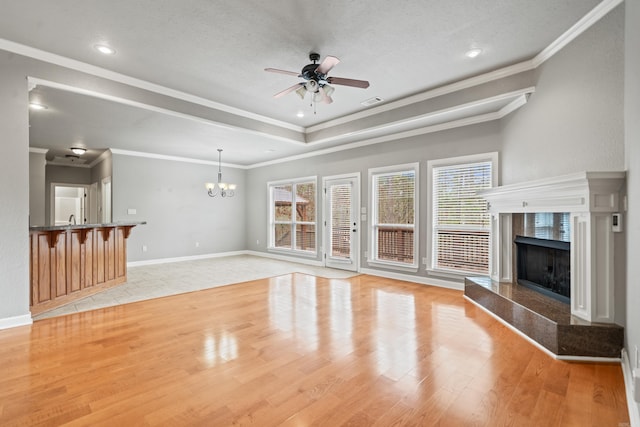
[465,48,483,58]
[94,44,116,55]
[296,111,304,118]
[29,102,47,110]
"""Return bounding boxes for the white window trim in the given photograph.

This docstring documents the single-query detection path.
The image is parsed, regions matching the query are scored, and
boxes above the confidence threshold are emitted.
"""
[267,175,318,257]
[368,163,419,272]
[426,152,498,278]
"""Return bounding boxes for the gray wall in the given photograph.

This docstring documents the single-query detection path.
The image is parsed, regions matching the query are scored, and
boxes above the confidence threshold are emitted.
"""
[246,121,502,278]
[90,152,112,184]
[247,4,627,306]
[0,53,30,322]
[500,5,625,185]
[112,154,246,261]
[90,152,113,221]
[29,151,46,226]
[501,5,626,325]
[625,0,640,414]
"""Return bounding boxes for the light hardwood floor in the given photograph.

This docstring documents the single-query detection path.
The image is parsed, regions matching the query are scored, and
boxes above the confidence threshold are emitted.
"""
[0,273,630,426]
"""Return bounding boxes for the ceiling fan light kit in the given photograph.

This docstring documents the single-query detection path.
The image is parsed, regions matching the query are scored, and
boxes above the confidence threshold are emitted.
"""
[265,52,370,112]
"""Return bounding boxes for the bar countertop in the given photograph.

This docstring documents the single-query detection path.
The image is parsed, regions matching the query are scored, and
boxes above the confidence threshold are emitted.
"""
[29,221,146,232]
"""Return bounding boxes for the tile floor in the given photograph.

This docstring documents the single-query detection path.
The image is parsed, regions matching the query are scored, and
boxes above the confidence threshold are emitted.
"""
[33,254,359,321]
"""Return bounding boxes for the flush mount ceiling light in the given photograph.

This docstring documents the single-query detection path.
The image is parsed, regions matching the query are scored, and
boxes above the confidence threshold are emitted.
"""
[205,149,236,198]
[94,44,116,55]
[29,102,48,110]
[70,147,87,155]
[465,48,483,58]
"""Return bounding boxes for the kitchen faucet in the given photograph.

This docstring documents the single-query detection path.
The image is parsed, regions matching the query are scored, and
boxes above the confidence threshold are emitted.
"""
[68,214,76,225]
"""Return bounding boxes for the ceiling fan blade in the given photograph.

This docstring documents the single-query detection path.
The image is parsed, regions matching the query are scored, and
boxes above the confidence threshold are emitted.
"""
[319,86,333,104]
[327,76,370,89]
[316,56,340,75]
[264,68,300,77]
[273,83,304,98]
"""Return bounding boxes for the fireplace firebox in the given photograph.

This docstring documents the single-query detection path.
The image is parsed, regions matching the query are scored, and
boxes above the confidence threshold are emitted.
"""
[514,235,570,304]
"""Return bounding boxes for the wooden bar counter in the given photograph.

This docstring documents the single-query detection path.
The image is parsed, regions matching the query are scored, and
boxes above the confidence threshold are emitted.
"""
[29,222,144,316]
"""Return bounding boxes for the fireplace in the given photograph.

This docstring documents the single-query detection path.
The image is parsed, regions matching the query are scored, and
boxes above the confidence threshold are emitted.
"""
[514,235,570,303]
[463,172,626,358]
[479,171,625,324]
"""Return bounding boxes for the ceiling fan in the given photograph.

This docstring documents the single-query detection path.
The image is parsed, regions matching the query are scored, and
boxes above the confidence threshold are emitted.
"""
[265,53,370,105]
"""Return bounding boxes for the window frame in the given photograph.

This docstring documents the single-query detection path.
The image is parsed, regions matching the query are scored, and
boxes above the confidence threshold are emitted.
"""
[267,176,318,257]
[368,163,419,272]
[426,152,498,277]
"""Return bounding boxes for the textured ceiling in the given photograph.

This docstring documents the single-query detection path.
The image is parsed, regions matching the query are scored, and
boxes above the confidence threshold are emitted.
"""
[0,0,606,165]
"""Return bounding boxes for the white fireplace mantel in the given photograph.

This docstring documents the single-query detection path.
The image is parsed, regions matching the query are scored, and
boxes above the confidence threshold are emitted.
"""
[480,171,625,324]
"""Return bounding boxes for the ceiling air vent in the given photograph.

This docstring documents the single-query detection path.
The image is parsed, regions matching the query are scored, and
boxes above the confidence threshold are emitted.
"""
[361,96,384,106]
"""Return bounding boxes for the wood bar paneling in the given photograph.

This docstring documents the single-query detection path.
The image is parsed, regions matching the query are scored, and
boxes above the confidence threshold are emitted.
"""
[29,225,137,316]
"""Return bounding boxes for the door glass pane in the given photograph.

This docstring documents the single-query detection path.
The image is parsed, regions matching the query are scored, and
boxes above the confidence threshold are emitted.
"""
[330,183,351,259]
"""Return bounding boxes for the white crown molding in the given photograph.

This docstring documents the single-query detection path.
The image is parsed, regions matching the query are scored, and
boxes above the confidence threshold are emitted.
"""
[46,160,92,168]
[307,87,535,147]
[498,93,531,117]
[307,60,535,133]
[310,0,621,134]
[1,38,303,133]
[14,0,616,168]
[27,77,305,146]
[248,112,503,169]
[88,149,112,168]
[532,0,624,67]
[28,147,48,154]
[249,89,532,169]
[109,148,249,169]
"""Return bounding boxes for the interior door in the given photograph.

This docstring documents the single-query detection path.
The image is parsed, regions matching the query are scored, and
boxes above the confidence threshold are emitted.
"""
[323,174,360,271]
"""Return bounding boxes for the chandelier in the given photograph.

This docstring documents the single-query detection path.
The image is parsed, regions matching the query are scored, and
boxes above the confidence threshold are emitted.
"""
[205,149,236,197]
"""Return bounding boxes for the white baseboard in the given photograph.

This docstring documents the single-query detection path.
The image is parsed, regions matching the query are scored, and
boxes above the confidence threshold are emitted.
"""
[0,313,33,330]
[127,250,248,267]
[359,267,463,290]
[622,349,640,427]
[245,250,324,267]
[128,250,327,269]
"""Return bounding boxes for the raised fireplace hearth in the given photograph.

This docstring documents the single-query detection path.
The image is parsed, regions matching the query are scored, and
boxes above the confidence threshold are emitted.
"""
[465,276,623,358]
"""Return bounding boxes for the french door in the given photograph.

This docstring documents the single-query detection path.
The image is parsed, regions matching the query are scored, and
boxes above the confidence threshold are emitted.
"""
[323,174,360,271]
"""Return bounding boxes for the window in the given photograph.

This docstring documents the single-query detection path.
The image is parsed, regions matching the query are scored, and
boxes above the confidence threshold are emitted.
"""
[269,177,317,255]
[369,164,418,269]
[428,153,496,275]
